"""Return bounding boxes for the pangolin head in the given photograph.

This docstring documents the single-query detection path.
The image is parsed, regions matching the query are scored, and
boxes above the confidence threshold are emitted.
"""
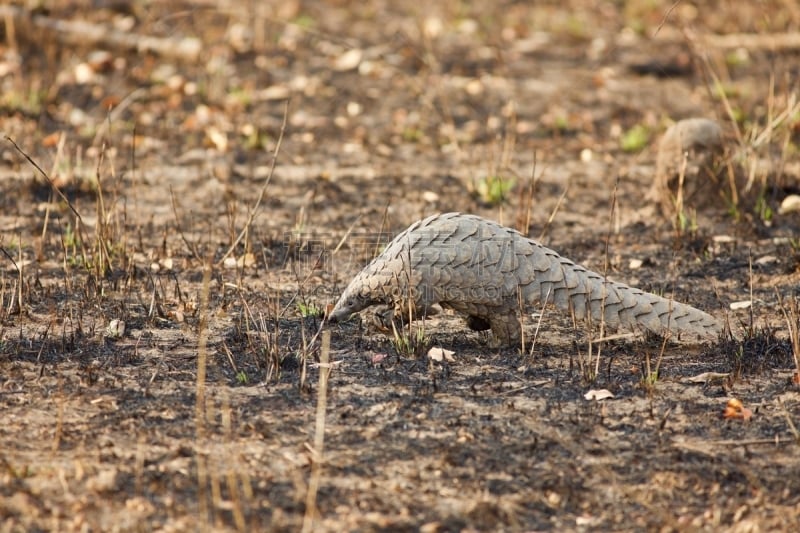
[328,257,402,323]
[327,277,380,323]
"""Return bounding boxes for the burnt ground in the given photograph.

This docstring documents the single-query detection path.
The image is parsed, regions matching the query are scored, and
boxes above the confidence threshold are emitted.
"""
[1,1,800,531]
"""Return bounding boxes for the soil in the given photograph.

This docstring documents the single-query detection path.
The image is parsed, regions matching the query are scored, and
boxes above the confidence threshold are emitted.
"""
[1,1,800,531]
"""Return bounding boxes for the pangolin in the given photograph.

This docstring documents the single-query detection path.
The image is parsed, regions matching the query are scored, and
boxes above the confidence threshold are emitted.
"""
[328,212,722,345]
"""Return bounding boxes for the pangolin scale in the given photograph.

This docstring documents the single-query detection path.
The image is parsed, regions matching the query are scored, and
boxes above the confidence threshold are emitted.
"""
[328,213,722,344]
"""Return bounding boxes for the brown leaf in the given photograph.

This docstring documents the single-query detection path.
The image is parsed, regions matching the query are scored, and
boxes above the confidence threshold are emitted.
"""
[723,398,753,421]
[41,132,61,148]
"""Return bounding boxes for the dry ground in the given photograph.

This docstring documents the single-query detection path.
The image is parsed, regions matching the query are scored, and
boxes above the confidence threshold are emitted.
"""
[1,1,800,531]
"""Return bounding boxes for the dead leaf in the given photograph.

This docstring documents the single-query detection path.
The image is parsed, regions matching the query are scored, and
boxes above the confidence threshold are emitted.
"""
[723,398,753,421]
[237,253,256,268]
[628,258,643,269]
[74,62,95,84]
[778,194,800,215]
[333,48,363,71]
[206,126,228,152]
[105,319,125,338]
[422,190,439,203]
[42,132,61,148]
[87,50,113,71]
[85,468,119,492]
[684,371,730,384]
[584,389,614,401]
[259,85,291,101]
[427,347,455,362]
[101,95,122,108]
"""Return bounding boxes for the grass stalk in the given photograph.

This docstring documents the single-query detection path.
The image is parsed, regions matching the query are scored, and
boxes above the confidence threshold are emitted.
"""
[301,330,331,532]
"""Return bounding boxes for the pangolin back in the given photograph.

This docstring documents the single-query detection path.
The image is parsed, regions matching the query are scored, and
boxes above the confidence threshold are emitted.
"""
[328,212,722,344]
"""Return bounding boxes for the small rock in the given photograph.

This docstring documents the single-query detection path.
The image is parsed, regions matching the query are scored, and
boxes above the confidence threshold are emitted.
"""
[465,79,483,95]
[424,17,443,38]
[346,101,362,116]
